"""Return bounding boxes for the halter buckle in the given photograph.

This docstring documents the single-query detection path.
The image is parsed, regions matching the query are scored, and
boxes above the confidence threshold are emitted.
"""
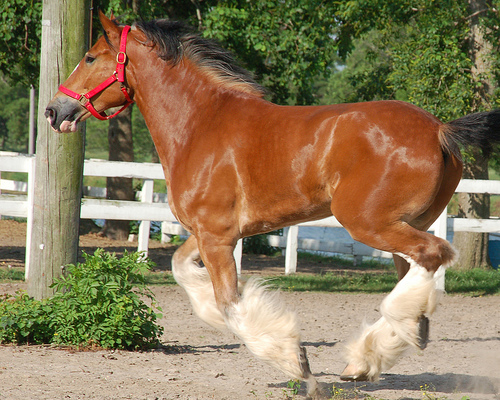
[116,52,127,64]
[78,95,89,106]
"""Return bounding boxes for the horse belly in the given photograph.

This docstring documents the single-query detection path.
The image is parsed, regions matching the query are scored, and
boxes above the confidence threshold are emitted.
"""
[237,177,334,237]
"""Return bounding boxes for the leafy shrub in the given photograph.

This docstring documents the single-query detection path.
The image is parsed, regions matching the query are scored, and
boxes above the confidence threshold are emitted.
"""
[0,250,163,350]
[0,292,53,344]
[243,232,281,255]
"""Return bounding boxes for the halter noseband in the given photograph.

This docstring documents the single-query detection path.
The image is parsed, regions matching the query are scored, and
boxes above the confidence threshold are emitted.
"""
[58,25,134,121]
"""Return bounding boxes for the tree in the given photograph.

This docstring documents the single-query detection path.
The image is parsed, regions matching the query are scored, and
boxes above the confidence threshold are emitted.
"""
[0,77,30,152]
[0,0,42,153]
[0,0,41,88]
[451,0,495,269]
[203,0,337,105]
[320,33,393,105]
[27,0,90,300]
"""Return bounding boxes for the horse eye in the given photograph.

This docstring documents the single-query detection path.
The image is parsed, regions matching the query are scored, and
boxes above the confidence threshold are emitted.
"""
[85,54,96,64]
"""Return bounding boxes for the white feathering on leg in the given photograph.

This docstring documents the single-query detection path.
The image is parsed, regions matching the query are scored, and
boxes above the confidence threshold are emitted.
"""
[224,278,305,379]
[344,316,408,381]
[381,263,435,348]
[344,256,445,381]
[172,248,227,330]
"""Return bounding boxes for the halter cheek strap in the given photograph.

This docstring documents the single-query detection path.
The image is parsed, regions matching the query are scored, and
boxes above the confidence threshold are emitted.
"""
[58,25,134,121]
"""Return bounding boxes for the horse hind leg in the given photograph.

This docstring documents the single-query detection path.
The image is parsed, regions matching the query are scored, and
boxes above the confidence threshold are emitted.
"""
[393,253,431,350]
[339,225,455,382]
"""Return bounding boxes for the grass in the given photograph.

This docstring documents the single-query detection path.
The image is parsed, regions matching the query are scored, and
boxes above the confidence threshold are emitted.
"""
[326,382,471,400]
[296,250,393,270]
[266,267,499,295]
[444,268,500,295]
[143,271,177,285]
[0,267,24,281]
[266,271,399,293]
[151,265,499,297]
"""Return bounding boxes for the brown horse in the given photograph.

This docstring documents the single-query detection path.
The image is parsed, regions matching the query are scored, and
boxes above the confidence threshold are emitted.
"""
[46,13,500,398]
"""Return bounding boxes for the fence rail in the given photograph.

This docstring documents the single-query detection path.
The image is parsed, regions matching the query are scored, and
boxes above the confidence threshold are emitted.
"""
[1,151,500,278]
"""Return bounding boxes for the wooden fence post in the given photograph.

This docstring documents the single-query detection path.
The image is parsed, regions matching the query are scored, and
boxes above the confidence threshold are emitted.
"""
[24,156,36,280]
[27,0,90,299]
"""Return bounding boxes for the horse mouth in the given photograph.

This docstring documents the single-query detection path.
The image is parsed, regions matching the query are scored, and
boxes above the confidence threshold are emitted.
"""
[55,118,81,133]
[45,97,87,133]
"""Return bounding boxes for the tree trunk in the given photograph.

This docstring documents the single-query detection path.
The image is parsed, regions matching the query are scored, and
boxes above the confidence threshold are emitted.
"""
[452,148,490,269]
[28,0,89,299]
[452,0,493,270]
[102,105,135,240]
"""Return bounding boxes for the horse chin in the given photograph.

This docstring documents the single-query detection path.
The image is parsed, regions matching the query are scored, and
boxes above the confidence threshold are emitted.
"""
[59,119,79,133]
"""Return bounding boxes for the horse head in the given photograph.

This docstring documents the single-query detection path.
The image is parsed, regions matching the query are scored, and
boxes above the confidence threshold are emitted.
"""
[45,12,137,133]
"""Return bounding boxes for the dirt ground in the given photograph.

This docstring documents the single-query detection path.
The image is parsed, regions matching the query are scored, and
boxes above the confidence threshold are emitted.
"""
[0,219,499,400]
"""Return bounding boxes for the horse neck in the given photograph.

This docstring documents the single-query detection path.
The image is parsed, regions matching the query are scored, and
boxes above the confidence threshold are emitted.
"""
[129,53,262,178]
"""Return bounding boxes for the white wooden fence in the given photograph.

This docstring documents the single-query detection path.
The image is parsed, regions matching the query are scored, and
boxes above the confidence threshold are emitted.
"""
[1,151,500,279]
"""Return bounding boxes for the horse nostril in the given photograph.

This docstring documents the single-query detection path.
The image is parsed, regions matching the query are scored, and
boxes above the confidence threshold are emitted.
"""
[45,107,57,125]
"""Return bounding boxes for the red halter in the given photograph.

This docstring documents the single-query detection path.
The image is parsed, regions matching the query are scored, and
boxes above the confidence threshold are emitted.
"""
[58,25,134,121]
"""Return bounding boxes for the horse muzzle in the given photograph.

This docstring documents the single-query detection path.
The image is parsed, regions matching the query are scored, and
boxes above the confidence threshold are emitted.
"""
[45,96,86,133]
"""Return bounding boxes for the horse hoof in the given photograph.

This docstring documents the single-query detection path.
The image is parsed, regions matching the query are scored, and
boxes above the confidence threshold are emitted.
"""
[418,315,430,350]
[340,364,369,381]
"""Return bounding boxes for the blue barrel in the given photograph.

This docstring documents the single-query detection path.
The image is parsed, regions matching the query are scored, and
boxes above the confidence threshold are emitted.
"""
[488,241,500,270]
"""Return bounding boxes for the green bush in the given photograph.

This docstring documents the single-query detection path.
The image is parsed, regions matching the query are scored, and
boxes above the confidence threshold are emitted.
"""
[243,232,281,255]
[0,292,53,344]
[0,250,163,350]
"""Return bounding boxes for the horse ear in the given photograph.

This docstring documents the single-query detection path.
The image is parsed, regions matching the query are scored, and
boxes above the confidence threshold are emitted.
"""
[98,10,120,39]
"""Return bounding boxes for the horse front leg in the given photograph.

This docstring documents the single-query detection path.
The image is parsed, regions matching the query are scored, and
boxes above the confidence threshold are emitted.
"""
[172,235,227,329]
[194,235,318,398]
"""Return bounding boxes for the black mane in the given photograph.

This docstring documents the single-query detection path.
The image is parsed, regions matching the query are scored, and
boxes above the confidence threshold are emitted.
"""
[134,19,265,96]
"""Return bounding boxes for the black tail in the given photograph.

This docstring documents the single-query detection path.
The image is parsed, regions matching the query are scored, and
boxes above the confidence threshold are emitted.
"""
[440,109,500,159]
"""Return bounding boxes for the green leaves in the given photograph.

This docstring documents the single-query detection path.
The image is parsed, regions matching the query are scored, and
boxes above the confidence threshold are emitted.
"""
[0,250,164,350]
[203,0,337,105]
[0,0,42,87]
[328,0,500,123]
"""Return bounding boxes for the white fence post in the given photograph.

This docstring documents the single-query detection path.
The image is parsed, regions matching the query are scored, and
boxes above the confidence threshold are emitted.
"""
[138,179,154,256]
[161,221,189,242]
[285,226,299,274]
[432,209,448,290]
[434,209,448,240]
[234,239,243,275]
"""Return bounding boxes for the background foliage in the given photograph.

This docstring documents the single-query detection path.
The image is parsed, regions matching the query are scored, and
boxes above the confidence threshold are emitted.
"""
[4,1,500,154]
[0,0,41,87]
